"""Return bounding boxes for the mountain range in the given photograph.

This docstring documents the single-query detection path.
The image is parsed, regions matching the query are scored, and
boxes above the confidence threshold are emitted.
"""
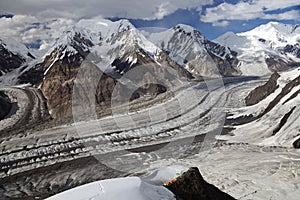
[1,19,300,200]
[0,19,299,120]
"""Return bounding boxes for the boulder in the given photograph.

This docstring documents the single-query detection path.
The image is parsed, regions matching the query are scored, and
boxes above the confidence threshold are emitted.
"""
[164,167,236,200]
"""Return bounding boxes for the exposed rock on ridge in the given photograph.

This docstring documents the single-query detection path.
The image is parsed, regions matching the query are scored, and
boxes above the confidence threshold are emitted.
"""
[165,167,236,200]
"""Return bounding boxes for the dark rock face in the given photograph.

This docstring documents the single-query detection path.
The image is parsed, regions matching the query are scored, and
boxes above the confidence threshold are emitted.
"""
[245,72,280,106]
[112,48,193,80]
[272,106,296,136]
[203,40,239,76]
[165,167,236,200]
[0,44,25,75]
[41,53,92,120]
[293,138,300,148]
[261,74,300,116]
[0,91,11,120]
[38,48,185,120]
[265,57,291,72]
[258,38,266,43]
[155,26,240,77]
[35,27,193,121]
[282,44,300,58]
[18,63,45,85]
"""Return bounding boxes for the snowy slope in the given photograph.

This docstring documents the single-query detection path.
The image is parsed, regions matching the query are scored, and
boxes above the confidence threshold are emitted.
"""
[42,18,161,76]
[47,177,175,200]
[219,67,300,147]
[0,36,35,60]
[23,18,193,119]
[0,37,37,84]
[0,19,163,86]
[148,24,239,77]
[46,166,188,200]
[240,22,300,49]
[215,22,300,76]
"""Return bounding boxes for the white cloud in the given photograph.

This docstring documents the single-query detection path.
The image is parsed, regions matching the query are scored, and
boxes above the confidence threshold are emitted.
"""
[258,0,300,11]
[0,0,215,49]
[0,0,215,50]
[0,0,213,20]
[0,15,74,50]
[263,10,300,20]
[153,2,172,20]
[212,20,229,27]
[201,0,300,26]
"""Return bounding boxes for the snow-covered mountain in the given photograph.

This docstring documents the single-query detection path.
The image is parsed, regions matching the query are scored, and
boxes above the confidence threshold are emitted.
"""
[2,20,299,120]
[215,22,300,76]
[17,19,193,119]
[42,19,162,74]
[0,37,35,77]
[148,24,240,77]
[220,67,300,148]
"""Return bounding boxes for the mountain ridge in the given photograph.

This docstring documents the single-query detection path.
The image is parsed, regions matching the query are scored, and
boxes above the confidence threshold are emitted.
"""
[215,21,300,76]
[1,19,299,120]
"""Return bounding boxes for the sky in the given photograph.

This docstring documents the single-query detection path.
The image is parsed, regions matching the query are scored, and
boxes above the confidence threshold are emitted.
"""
[0,0,299,49]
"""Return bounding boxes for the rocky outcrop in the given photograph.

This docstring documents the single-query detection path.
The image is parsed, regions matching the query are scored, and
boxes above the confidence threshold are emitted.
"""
[18,62,45,85]
[0,91,11,120]
[293,138,300,148]
[43,52,186,120]
[261,74,300,116]
[245,72,280,106]
[282,44,300,58]
[112,48,193,80]
[164,167,236,200]
[204,40,239,76]
[272,106,296,136]
[265,57,291,72]
[41,54,89,120]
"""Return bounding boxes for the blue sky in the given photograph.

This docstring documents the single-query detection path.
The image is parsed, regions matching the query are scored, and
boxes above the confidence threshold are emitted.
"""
[117,0,300,40]
[0,0,299,48]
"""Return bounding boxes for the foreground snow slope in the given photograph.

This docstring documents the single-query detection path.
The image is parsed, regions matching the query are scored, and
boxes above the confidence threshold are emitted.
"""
[47,166,188,200]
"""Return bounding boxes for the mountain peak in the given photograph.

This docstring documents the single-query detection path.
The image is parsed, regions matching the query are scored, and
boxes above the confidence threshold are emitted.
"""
[173,24,196,33]
[46,18,143,57]
[241,21,300,37]
[172,24,205,40]
[215,21,300,76]
[76,18,134,31]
